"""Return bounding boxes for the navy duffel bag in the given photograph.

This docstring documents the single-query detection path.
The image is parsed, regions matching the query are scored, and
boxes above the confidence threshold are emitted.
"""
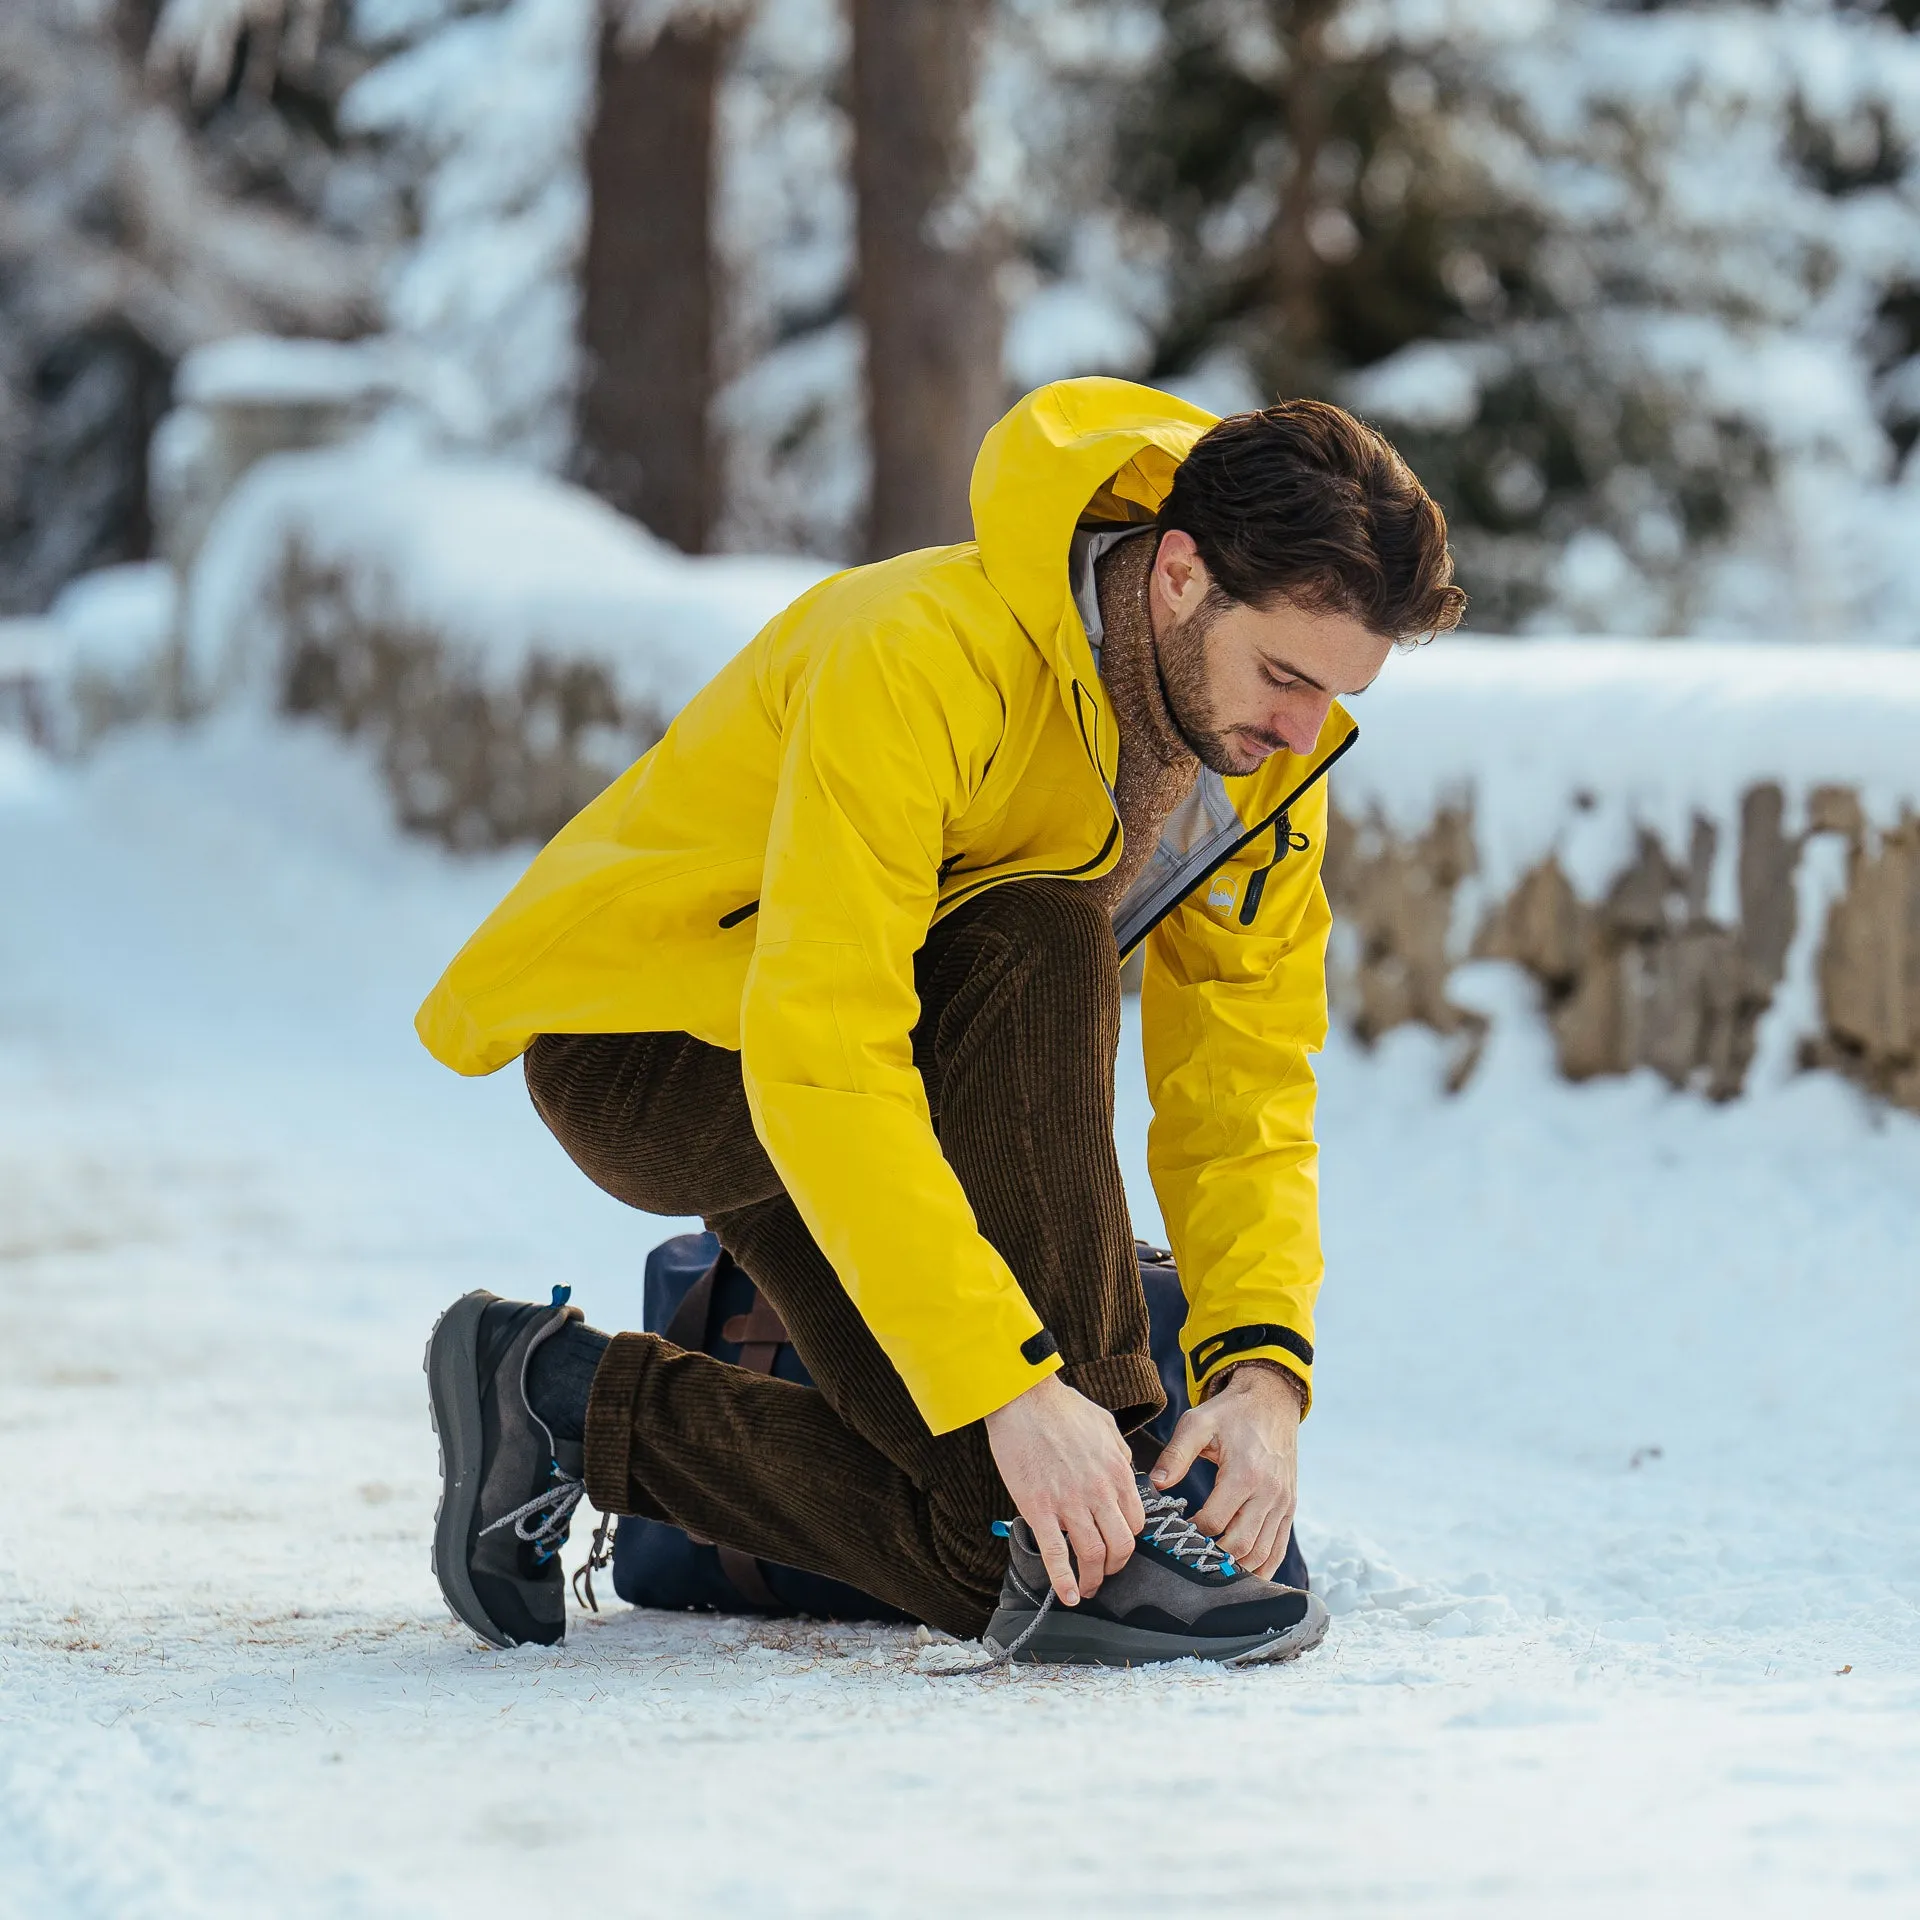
[609,1232,1306,1617]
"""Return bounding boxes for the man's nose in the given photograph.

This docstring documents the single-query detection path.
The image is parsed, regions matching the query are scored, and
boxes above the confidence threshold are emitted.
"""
[1278,690,1335,756]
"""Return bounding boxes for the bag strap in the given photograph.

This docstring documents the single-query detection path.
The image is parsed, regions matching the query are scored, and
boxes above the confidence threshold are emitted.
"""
[720,1293,792,1376]
[663,1256,722,1351]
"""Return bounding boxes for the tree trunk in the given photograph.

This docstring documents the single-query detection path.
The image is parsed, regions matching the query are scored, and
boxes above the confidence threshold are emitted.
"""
[577,14,724,553]
[1266,0,1342,382]
[851,0,1002,560]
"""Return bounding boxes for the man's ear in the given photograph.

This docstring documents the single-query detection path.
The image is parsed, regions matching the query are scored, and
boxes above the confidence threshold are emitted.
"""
[1152,528,1207,616]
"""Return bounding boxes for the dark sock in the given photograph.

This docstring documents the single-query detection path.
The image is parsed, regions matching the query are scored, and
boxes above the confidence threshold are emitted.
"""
[526,1318,611,1445]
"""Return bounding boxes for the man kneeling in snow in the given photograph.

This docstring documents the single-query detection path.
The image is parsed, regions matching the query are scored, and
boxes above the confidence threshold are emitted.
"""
[417,378,1464,1667]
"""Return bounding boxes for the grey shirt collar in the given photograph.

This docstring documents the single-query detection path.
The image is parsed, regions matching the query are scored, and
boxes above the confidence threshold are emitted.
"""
[1068,524,1156,673]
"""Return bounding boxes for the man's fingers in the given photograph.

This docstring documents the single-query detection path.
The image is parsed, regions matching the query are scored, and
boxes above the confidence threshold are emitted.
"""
[1093,1495,1137,1579]
[1190,1475,1244,1542]
[1148,1408,1213,1490]
[1218,1503,1265,1564]
[1032,1516,1079,1608]
[1062,1507,1111,1598]
[1200,1506,1253,1561]
[1117,1463,1147,1535]
[1249,1508,1288,1581]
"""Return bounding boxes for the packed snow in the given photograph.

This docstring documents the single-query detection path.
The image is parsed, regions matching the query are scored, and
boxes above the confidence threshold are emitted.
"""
[4,702,1917,1915]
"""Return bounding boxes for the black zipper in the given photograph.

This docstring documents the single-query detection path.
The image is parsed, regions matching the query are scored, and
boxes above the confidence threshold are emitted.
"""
[715,692,1350,939]
[1237,811,1313,926]
[720,822,1120,928]
[935,818,1121,912]
[717,829,1116,928]
[1117,720,1358,957]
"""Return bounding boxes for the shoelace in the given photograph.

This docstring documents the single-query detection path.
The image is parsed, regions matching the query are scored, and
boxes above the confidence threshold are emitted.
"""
[479,1462,585,1567]
[928,1487,1233,1677]
[478,1465,622,1615]
[1137,1486,1236,1575]
[925,1571,1055,1678]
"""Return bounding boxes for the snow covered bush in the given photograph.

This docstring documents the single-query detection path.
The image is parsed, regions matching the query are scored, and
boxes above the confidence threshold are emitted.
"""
[1350,3,1920,640]
[150,333,434,577]
[1322,640,1920,1111]
[0,563,178,755]
[181,438,826,844]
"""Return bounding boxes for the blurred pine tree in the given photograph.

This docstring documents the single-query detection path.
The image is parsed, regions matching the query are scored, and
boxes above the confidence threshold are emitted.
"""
[1118,0,1920,640]
[0,0,388,613]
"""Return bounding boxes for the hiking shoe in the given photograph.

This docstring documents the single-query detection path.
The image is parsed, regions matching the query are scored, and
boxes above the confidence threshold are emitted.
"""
[982,1476,1330,1667]
[425,1287,586,1649]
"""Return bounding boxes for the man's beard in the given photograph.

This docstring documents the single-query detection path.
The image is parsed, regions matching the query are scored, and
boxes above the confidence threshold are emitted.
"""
[1156,589,1255,776]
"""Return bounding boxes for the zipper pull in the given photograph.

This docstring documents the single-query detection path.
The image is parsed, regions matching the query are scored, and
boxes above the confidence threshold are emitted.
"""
[1237,811,1310,926]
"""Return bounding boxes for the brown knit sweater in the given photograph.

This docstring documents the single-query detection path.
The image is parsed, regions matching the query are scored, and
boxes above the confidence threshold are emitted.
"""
[1084,534,1199,915]
[1083,534,1307,1415]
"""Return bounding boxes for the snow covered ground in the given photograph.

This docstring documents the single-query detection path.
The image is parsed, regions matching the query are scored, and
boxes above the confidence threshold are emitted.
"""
[5,713,1919,1918]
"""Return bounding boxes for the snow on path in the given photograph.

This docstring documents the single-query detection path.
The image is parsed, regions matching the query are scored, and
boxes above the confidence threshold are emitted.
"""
[4,719,1918,1918]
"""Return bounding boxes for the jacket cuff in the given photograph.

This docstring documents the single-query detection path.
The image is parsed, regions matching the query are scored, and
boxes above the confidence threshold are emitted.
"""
[913,1337,1063,1435]
[1187,1323,1315,1416]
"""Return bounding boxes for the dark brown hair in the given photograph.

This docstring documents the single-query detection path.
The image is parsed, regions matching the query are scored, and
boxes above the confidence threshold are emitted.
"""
[1157,399,1467,642]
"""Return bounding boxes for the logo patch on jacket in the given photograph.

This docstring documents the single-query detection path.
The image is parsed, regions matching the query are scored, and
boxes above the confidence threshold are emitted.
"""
[1207,878,1237,915]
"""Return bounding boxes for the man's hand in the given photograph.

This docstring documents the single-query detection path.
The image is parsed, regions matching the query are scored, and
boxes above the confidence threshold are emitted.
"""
[984,1374,1146,1606]
[1150,1363,1301,1580]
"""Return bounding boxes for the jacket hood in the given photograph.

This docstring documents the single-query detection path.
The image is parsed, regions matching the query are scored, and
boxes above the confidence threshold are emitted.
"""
[969,379,1218,784]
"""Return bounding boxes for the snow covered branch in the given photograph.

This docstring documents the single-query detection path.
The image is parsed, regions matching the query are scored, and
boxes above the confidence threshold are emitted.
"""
[145,0,332,106]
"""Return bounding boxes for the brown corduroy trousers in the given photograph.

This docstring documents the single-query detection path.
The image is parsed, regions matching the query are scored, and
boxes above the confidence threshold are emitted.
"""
[523,879,1165,1637]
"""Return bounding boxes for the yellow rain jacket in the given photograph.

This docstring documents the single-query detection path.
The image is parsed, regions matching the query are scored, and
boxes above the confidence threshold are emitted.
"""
[418,378,1354,1435]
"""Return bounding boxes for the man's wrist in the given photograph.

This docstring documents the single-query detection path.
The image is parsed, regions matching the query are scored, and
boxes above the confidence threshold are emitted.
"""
[1203,1357,1306,1413]
[984,1369,1067,1431]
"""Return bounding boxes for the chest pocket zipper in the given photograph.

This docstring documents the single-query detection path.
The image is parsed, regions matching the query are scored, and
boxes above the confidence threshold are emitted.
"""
[1236,810,1312,926]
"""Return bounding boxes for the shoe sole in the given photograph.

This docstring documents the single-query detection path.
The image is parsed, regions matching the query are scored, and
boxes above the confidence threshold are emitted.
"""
[983,1591,1331,1668]
[424,1289,514,1650]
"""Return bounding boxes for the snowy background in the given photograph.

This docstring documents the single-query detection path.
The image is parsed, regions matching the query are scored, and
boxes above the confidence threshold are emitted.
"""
[5,0,1920,1913]
[5,703,1918,1918]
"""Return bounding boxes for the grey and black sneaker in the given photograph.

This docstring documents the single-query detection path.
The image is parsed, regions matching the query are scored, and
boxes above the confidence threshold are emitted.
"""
[425,1286,586,1649]
[982,1476,1330,1667]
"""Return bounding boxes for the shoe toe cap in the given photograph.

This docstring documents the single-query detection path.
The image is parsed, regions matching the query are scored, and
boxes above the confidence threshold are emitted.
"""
[1119,1587,1313,1639]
